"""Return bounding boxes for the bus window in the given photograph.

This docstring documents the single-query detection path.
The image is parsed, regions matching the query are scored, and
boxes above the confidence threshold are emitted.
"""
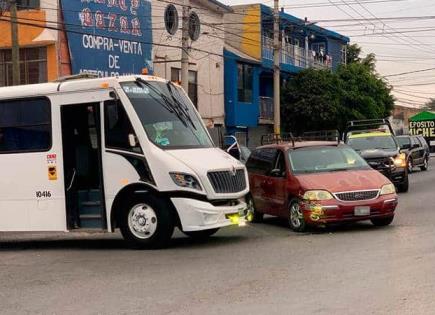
[104,100,142,154]
[0,98,51,153]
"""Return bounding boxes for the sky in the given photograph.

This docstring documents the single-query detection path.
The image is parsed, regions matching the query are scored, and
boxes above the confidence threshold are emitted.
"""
[221,0,435,108]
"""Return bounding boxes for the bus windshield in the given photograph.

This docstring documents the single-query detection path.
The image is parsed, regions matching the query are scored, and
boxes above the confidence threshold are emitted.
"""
[121,80,214,150]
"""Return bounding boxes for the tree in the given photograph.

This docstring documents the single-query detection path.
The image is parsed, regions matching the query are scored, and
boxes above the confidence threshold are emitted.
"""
[281,59,394,134]
[346,43,377,72]
[335,62,394,131]
[345,43,362,64]
[423,99,435,111]
[281,69,341,134]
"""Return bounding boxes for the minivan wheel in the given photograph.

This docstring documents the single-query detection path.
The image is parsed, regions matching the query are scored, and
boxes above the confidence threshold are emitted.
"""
[120,196,175,249]
[288,200,306,232]
[183,228,219,240]
[371,216,394,227]
[421,157,429,171]
[246,195,263,223]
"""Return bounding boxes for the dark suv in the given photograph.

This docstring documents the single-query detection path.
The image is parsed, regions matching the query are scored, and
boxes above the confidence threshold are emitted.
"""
[396,135,430,172]
[345,119,409,193]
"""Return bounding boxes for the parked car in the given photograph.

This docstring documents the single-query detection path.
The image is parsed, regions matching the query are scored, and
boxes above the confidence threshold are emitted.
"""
[245,141,398,232]
[345,120,409,193]
[396,135,430,172]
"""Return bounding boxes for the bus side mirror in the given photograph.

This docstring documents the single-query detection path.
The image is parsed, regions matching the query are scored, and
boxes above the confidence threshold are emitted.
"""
[128,134,138,147]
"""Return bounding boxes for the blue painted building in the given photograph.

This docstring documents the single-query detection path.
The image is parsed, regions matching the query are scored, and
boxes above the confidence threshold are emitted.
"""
[224,4,349,147]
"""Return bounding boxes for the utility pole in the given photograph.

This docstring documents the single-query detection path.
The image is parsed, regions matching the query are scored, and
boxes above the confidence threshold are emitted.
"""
[181,0,190,92]
[273,0,280,135]
[304,17,309,69]
[8,0,20,85]
[9,0,20,85]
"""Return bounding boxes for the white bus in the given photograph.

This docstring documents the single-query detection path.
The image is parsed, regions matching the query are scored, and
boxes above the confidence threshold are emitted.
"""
[0,75,249,248]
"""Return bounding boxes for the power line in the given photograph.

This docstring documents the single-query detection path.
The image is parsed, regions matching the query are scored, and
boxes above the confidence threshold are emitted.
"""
[282,0,406,9]
[384,67,435,78]
[0,16,225,58]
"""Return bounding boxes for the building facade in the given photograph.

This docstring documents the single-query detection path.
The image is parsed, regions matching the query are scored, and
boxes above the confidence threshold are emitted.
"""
[391,105,421,135]
[224,4,349,148]
[0,0,59,86]
[152,0,231,139]
[1,0,230,144]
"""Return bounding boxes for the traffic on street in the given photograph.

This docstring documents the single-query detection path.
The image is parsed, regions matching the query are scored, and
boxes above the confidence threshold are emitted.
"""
[1,161,434,314]
[2,0,435,314]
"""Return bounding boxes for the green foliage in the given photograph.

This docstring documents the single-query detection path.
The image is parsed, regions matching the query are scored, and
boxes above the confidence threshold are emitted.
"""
[281,69,340,133]
[345,43,362,64]
[281,57,394,134]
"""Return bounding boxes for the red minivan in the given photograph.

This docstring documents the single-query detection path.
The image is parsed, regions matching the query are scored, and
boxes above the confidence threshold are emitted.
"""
[246,141,398,232]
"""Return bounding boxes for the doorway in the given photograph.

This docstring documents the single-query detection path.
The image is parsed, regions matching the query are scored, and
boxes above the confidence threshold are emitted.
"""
[61,103,106,230]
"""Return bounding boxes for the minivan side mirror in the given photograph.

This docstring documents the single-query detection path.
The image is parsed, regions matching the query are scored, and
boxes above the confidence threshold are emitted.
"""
[270,168,285,177]
[128,134,138,147]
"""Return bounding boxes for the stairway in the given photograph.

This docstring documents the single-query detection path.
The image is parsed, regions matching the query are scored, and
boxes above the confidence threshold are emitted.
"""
[78,189,103,229]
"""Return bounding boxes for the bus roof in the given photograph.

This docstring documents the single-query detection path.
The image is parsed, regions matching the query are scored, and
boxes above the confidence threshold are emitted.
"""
[0,75,168,101]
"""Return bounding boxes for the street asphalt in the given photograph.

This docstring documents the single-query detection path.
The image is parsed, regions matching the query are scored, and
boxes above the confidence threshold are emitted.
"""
[1,161,435,315]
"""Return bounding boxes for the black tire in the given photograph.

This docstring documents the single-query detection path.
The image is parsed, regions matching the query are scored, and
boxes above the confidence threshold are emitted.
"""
[396,175,409,193]
[183,228,219,240]
[119,195,175,249]
[288,199,307,232]
[407,158,413,174]
[371,215,394,227]
[246,195,263,223]
[420,157,429,171]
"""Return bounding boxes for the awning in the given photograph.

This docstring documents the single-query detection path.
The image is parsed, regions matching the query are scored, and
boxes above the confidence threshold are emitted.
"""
[410,111,435,122]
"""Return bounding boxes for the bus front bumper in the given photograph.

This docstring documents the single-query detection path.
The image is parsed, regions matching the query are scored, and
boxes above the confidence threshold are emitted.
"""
[171,198,248,232]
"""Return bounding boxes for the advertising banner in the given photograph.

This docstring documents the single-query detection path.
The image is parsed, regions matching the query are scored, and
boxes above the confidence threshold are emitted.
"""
[409,120,435,138]
[61,0,153,77]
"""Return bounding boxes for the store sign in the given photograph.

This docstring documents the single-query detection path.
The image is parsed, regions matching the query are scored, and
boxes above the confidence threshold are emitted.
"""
[61,0,153,77]
[409,120,435,137]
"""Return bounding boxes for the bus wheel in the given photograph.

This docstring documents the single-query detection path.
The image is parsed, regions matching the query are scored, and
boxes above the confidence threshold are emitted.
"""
[120,196,175,249]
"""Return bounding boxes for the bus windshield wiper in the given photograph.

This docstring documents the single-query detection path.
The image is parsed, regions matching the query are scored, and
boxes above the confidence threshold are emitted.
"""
[135,78,191,128]
[166,82,196,130]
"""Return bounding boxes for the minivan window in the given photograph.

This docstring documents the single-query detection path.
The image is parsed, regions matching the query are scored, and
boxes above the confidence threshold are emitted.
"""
[0,97,51,153]
[246,148,277,175]
[121,81,213,150]
[348,135,397,152]
[288,146,370,174]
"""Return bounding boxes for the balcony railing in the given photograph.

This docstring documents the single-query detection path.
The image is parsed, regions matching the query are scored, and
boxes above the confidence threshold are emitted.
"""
[259,96,274,124]
[262,36,332,70]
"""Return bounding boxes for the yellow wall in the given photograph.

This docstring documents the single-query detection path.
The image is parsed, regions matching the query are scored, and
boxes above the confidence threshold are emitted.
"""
[0,10,58,81]
[240,5,262,60]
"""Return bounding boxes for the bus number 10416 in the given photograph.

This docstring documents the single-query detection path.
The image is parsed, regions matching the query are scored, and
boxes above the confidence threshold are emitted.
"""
[36,191,52,198]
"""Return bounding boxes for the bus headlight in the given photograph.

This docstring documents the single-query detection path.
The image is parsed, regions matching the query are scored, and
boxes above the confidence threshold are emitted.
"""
[380,184,396,195]
[303,190,334,201]
[170,172,202,191]
[393,153,407,168]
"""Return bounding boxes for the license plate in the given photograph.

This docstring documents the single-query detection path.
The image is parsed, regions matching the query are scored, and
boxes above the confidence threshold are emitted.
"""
[354,206,370,216]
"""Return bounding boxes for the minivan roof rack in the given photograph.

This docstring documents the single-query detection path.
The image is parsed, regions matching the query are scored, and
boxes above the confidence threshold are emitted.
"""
[261,133,295,146]
[301,130,340,143]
